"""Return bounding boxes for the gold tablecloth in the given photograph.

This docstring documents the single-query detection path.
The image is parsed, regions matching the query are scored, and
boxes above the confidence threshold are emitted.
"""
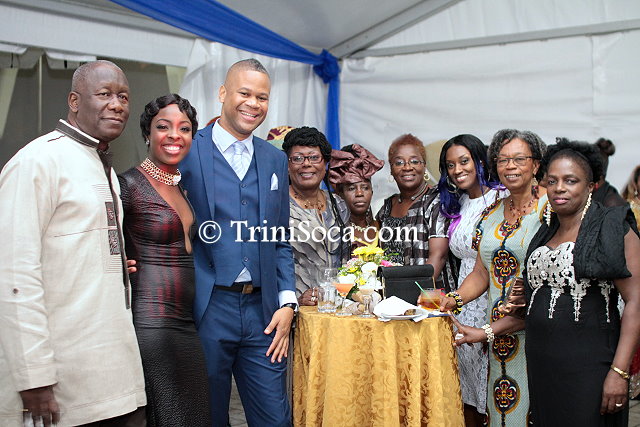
[292,307,464,426]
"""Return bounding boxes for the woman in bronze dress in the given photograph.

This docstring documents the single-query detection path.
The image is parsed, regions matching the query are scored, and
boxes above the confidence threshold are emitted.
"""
[119,94,211,426]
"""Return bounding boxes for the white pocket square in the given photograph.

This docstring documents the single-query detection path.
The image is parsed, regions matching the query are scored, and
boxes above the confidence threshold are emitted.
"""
[270,173,278,191]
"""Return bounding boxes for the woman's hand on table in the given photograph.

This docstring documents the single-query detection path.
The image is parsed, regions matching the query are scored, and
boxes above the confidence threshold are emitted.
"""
[600,370,629,414]
[298,287,319,306]
[449,314,487,346]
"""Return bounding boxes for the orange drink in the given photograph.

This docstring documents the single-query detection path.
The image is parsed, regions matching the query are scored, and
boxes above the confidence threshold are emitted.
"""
[334,281,354,296]
[333,280,354,316]
[419,289,443,310]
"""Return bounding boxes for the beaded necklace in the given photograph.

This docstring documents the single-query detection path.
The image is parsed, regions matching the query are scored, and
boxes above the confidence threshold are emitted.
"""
[140,158,181,186]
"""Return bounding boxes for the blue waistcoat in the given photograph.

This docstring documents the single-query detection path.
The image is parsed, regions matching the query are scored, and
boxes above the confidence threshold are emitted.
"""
[211,146,261,287]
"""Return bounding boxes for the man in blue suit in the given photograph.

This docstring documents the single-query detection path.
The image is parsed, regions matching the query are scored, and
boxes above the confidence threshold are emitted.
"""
[180,59,297,426]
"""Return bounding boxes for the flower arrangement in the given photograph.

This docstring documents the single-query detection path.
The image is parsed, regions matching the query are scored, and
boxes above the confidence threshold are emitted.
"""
[338,244,397,298]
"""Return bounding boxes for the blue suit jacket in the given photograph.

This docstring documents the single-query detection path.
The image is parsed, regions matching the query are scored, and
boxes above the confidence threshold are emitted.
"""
[180,124,295,326]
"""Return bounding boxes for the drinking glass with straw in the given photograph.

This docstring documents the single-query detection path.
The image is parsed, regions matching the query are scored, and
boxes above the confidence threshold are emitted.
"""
[415,281,443,310]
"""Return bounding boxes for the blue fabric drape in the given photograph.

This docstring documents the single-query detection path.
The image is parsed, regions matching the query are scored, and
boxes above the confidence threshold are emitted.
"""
[110,0,340,148]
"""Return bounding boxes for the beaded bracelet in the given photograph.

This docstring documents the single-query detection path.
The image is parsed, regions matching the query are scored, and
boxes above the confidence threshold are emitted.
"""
[611,365,630,380]
[445,291,463,314]
[481,324,495,344]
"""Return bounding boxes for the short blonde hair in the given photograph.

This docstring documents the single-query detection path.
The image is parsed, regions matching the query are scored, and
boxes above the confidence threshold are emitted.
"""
[388,134,426,162]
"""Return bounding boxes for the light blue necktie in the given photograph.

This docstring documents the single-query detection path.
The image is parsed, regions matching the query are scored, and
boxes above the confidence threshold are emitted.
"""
[230,141,247,179]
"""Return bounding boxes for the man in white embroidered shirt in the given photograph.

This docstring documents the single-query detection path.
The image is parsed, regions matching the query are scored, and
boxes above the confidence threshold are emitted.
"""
[0,60,146,427]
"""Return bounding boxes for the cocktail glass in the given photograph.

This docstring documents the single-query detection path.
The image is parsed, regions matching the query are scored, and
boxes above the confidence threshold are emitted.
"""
[333,281,354,316]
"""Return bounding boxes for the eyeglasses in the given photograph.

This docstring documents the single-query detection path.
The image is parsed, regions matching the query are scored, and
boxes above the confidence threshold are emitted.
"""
[496,156,534,167]
[392,159,425,168]
[289,155,324,165]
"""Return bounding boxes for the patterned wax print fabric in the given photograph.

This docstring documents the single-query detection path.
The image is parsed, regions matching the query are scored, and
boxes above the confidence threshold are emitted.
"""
[475,194,547,426]
[448,188,504,415]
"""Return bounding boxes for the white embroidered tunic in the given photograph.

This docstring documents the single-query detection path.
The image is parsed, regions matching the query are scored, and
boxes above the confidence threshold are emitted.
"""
[0,121,146,426]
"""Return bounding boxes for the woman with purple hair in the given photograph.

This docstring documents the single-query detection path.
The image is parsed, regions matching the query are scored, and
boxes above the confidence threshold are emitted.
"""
[437,134,504,425]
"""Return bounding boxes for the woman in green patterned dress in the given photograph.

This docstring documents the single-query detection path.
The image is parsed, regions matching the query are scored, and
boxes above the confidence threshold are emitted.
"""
[441,129,547,425]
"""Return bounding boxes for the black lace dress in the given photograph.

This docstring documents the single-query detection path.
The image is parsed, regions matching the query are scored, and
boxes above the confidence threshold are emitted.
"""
[119,168,211,427]
[526,241,627,426]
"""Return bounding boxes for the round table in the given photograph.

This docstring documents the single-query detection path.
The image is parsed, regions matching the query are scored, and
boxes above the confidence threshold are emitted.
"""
[292,307,464,426]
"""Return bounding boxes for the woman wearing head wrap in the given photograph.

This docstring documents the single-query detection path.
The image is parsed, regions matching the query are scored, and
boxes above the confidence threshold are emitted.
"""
[328,144,384,250]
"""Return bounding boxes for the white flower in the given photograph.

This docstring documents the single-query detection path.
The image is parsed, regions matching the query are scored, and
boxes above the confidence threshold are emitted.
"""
[361,262,379,276]
[337,274,357,284]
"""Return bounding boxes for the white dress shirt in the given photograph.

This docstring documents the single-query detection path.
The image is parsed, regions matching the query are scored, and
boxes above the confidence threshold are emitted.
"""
[211,122,297,307]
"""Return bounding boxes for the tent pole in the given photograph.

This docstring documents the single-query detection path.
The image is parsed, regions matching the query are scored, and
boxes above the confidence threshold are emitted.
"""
[330,0,461,58]
[351,18,640,59]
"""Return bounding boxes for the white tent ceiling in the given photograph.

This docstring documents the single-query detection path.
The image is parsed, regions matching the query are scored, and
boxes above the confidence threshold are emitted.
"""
[3,0,640,63]
[1,0,639,192]
[0,0,466,62]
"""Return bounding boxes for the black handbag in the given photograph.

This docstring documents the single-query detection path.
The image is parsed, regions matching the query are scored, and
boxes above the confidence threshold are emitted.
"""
[379,265,435,304]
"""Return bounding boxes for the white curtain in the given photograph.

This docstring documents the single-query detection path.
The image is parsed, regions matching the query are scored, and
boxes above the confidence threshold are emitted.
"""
[179,40,327,141]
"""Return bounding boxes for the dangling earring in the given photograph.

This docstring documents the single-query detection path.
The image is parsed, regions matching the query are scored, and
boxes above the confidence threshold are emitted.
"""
[424,170,432,182]
[446,176,458,194]
[580,192,592,221]
[145,139,150,147]
[388,174,395,183]
[544,202,554,226]
[531,177,539,197]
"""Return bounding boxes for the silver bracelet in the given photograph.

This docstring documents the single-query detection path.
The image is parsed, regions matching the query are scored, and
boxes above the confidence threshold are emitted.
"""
[481,324,495,344]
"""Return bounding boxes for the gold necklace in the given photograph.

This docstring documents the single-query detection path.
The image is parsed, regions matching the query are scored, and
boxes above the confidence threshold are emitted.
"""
[140,158,181,186]
[293,190,325,210]
[350,217,372,232]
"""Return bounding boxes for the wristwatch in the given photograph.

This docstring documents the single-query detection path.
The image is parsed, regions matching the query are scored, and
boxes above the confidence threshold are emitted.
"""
[281,302,299,313]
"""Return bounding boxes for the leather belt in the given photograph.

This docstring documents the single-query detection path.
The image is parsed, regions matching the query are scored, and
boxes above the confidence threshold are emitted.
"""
[217,281,260,294]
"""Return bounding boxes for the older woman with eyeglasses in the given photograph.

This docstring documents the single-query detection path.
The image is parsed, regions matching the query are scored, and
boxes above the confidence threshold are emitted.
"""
[376,134,456,290]
[282,126,349,306]
[441,129,547,425]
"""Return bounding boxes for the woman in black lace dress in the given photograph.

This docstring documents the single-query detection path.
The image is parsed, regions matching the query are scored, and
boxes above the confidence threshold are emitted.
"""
[524,139,640,426]
[119,94,211,426]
